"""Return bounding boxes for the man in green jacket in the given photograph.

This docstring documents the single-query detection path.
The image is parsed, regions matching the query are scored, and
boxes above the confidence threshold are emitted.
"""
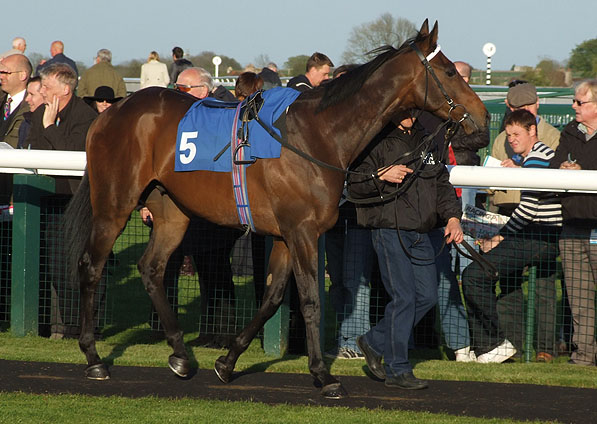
[77,49,126,98]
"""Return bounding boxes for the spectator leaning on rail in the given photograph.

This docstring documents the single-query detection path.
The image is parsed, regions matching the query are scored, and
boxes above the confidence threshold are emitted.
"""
[77,49,126,99]
[550,79,597,367]
[348,111,464,390]
[35,40,78,77]
[491,82,561,216]
[25,63,97,339]
[462,109,562,364]
[287,52,334,92]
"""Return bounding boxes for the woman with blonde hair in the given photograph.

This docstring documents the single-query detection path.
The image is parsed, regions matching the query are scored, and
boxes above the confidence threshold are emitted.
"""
[140,51,170,88]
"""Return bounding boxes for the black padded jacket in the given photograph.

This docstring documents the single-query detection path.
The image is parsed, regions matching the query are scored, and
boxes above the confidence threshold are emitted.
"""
[347,121,461,232]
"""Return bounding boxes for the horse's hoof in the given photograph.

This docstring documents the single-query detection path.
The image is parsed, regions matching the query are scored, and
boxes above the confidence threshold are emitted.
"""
[168,354,190,378]
[322,382,347,399]
[85,363,110,380]
[214,356,232,383]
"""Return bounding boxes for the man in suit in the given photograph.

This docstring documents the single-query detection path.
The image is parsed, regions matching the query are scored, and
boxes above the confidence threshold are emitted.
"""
[35,41,78,77]
[0,53,31,323]
[0,54,32,148]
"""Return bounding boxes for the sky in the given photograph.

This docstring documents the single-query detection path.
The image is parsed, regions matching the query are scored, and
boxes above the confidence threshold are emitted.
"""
[4,0,595,74]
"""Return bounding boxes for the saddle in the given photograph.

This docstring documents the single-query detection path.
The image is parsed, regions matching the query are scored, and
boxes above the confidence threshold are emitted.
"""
[174,86,300,173]
[212,91,266,164]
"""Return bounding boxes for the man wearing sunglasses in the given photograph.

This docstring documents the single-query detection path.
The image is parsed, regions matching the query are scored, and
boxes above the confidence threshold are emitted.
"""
[551,79,597,367]
[174,67,236,102]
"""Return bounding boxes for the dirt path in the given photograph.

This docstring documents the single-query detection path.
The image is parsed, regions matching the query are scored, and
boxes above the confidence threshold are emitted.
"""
[1,359,594,423]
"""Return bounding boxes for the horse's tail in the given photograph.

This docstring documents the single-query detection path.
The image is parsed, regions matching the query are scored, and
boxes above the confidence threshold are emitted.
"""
[62,171,93,283]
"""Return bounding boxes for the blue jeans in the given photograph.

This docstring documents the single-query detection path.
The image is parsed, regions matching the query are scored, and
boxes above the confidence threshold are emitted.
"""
[326,225,374,351]
[364,229,438,376]
[429,228,470,350]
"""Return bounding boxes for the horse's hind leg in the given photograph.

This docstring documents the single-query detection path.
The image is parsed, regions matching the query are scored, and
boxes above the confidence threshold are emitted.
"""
[79,216,128,380]
[215,238,293,383]
[138,191,191,377]
[290,227,346,399]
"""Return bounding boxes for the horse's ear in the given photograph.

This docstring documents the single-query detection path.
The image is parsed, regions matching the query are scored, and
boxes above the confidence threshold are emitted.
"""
[419,19,429,36]
[429,21,439,45]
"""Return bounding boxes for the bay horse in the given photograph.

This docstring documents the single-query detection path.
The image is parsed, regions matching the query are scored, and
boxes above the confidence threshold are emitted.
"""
[63,20,488,399]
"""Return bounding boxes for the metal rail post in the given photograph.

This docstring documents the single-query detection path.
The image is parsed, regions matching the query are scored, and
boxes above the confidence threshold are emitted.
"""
[11,174,55,336]
[524,266,537,363]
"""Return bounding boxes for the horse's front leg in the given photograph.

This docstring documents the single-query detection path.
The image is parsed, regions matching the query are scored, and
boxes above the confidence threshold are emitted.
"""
[138,198,191,378]
[215,238,293,383]
[290,227,347,399]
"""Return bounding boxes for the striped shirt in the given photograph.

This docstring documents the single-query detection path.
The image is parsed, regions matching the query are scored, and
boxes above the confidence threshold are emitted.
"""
[501,142,562,234]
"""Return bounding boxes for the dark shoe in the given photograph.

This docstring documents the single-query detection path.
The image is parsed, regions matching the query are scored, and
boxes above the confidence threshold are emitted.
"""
[356,335,385,380]
[385,371,428,390]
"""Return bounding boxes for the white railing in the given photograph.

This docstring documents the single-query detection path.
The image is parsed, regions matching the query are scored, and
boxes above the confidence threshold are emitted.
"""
[2,150,597,193]
[0,150,85,176]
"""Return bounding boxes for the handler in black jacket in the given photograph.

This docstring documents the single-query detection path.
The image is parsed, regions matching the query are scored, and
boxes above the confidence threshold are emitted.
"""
[348,113,463,390]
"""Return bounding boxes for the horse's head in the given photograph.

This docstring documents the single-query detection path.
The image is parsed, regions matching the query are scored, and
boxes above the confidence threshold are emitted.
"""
[407,20,489,134]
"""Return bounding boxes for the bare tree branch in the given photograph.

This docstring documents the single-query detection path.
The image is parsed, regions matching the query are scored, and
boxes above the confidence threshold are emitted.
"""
[342,13,417,64]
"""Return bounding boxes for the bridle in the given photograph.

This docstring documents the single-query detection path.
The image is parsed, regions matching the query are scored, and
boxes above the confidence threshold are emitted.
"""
[408,41,480,132]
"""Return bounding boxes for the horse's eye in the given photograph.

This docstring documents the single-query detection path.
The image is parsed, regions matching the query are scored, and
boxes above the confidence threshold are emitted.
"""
[446,68,457,77]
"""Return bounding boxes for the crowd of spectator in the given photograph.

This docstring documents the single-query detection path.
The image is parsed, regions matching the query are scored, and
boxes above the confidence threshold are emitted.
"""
[1,35,596,390]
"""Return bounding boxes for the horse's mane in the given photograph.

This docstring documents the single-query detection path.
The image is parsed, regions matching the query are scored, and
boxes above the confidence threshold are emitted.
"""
[316,31,427,113]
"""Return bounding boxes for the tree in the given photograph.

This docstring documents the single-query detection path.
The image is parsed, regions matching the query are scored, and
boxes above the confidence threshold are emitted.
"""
[27,52,45,73]
[114,59,143,78]
[520,59,566,87]
[253,54,271,69]
[568,38,597,78]
[284,55,310,77]
[342,13,417,64]
[188,51,242,75]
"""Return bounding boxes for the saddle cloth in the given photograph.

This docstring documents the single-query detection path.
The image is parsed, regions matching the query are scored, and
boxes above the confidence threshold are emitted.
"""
[175,86,301,172]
